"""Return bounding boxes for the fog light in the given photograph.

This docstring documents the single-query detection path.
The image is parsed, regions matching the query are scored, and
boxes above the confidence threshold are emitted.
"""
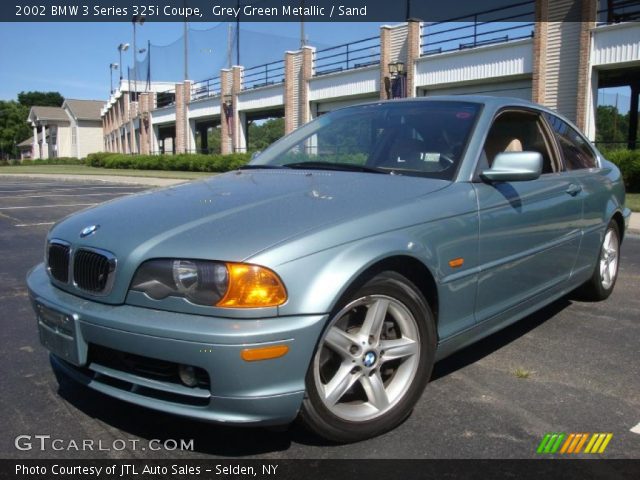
[178,364,198,387]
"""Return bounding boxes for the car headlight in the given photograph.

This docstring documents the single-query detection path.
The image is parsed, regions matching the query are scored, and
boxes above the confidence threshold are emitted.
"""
[130,259,287,308]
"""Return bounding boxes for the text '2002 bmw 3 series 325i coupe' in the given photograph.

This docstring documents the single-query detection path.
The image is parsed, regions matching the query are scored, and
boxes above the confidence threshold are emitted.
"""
[28,97,631,442]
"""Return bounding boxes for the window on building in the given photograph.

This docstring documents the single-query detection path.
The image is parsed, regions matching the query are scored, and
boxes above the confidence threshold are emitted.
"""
[544,113,597,170]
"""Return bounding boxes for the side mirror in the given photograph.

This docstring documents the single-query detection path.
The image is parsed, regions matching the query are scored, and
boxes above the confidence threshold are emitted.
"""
[481,151,543,182]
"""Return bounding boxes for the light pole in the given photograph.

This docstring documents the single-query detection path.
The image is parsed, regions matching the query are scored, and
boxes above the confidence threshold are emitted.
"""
[132,15,145,100]
[109,63,119,94]
[117,43,129,89]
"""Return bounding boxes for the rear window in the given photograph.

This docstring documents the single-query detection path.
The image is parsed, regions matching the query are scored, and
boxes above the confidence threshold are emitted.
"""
[544,113,597,170]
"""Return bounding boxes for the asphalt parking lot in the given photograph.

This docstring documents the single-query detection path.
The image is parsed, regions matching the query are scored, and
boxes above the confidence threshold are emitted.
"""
[1,176,638,459]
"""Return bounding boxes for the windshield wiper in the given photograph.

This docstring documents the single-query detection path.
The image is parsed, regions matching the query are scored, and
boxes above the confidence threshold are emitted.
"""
[283,161,386,174]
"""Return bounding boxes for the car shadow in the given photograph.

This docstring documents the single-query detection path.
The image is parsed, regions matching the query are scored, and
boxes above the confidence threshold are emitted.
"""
[431,296,572,380]
[55,295,575,454]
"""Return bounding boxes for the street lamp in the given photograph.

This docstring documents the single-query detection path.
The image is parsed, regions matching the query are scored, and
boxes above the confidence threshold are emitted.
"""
[117,43,129,85]
[388,62,405,77]
[109,63,119,94]
[388,62,406,99]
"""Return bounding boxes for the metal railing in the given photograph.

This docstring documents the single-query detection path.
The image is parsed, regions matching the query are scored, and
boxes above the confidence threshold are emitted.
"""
[191,76,221,100]
[155,87,176,109]
[242,60,285,90]
[597,0,640,24]
[420,0,535,56]
[314,36,380,77]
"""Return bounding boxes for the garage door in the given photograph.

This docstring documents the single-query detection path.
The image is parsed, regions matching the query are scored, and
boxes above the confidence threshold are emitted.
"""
[423,80,532,100]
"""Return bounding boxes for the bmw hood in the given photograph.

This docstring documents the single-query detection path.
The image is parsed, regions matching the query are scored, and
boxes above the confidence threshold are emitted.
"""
[48,170,448,301]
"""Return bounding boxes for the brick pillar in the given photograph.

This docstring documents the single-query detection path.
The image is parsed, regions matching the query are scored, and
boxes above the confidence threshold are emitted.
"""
[531,0,549,104]
[406,20,421,98]
[284,52,297,134]
[175,82,186,154]
[220,69,233,155]
[380,26,391,100]
[231,67,243,152]
[575,0,597,132]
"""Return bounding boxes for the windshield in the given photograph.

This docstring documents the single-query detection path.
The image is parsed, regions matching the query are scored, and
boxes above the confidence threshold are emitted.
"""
[250,101,481,180]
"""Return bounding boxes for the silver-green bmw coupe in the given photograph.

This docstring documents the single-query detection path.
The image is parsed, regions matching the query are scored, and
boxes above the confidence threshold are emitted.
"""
[28,97,630,442]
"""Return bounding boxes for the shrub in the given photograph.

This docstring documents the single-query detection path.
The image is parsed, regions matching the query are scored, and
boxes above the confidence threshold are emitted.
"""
[602,149,640,193]
[84,152,251,173]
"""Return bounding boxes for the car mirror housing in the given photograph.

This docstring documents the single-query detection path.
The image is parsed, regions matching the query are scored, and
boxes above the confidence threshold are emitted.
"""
[481,151,543,182]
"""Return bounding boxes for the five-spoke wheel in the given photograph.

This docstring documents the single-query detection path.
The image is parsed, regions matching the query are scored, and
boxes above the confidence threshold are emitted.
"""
[300,271,436,443]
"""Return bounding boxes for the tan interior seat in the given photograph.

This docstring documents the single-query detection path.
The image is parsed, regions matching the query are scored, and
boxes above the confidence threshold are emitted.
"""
[484,136,523,167]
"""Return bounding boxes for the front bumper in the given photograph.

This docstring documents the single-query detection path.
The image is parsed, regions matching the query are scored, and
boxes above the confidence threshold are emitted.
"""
[27,263,327,426]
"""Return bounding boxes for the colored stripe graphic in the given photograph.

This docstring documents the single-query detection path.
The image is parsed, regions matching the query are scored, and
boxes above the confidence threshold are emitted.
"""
[537,433,612,454]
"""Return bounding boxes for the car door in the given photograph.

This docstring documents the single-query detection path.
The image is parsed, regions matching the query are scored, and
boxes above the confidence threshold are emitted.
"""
[473,109,583,323]
[542,112,604,279]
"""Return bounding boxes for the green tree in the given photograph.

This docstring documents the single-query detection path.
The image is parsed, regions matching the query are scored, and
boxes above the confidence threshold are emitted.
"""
[248,117,284,152]
[17,91,64,108]
[0,100,31,159]
[595,105,629,149]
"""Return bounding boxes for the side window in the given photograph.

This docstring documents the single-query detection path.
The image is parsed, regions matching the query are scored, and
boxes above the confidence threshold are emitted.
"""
[544,113,597,170]
[481,111,557,174]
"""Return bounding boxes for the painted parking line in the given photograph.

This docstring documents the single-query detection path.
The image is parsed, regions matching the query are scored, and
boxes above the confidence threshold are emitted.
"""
[0,185,148,194]
[14,222,56,227]
[0,192,135,200]
[631,422,640,435]
[0,203,97,210]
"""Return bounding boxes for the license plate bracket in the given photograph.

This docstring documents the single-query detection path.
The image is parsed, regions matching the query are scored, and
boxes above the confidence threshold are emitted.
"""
[35,301,83,366]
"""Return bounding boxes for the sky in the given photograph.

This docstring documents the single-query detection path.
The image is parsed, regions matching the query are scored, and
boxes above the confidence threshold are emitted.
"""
[0,21,380,102]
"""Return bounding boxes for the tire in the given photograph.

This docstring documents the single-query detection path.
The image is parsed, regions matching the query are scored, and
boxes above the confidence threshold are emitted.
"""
[578,220,621,301]
[299,271,436,443]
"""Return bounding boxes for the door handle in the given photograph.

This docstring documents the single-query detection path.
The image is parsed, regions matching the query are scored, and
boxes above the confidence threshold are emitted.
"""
[566,184,582,196]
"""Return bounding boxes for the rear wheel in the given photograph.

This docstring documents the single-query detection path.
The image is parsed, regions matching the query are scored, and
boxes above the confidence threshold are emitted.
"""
[578,220,620,301]
[299,271,436,443]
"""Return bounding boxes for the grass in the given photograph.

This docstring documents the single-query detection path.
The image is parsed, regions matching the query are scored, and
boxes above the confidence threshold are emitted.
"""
[0,164,212,179]
[627,193,640,212]
[513,368,533,379]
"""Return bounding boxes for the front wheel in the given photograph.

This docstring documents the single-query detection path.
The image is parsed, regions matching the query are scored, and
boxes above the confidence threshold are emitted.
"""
[578,220,621,301]
[299,271,436,443]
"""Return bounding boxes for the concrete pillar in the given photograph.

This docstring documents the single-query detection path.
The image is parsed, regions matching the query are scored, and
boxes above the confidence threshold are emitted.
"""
[575,0,597,132]
[184,81,193,153]
[531,0,549,104]
[188,118,197,154]
[138,92,149,155]
[380,26,391,100]
[231,67,243,153]
[40,124,48,159]
[175,82,186,154]
[406,20,421,98]
[300,46,314,125]
[220,69,233,155]
[32,125,38,159]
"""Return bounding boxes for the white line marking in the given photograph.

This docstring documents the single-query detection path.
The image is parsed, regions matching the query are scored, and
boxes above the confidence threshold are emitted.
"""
[0,203,97,210]
[0,186,146,194]
[0,192,134,199]
[631,423,640,435]
[15,222,55,227]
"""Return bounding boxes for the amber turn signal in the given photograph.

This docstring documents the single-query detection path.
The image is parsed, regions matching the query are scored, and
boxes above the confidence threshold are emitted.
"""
[216,263,287,308]
[241,345,290,362]
[448,257,464,268]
